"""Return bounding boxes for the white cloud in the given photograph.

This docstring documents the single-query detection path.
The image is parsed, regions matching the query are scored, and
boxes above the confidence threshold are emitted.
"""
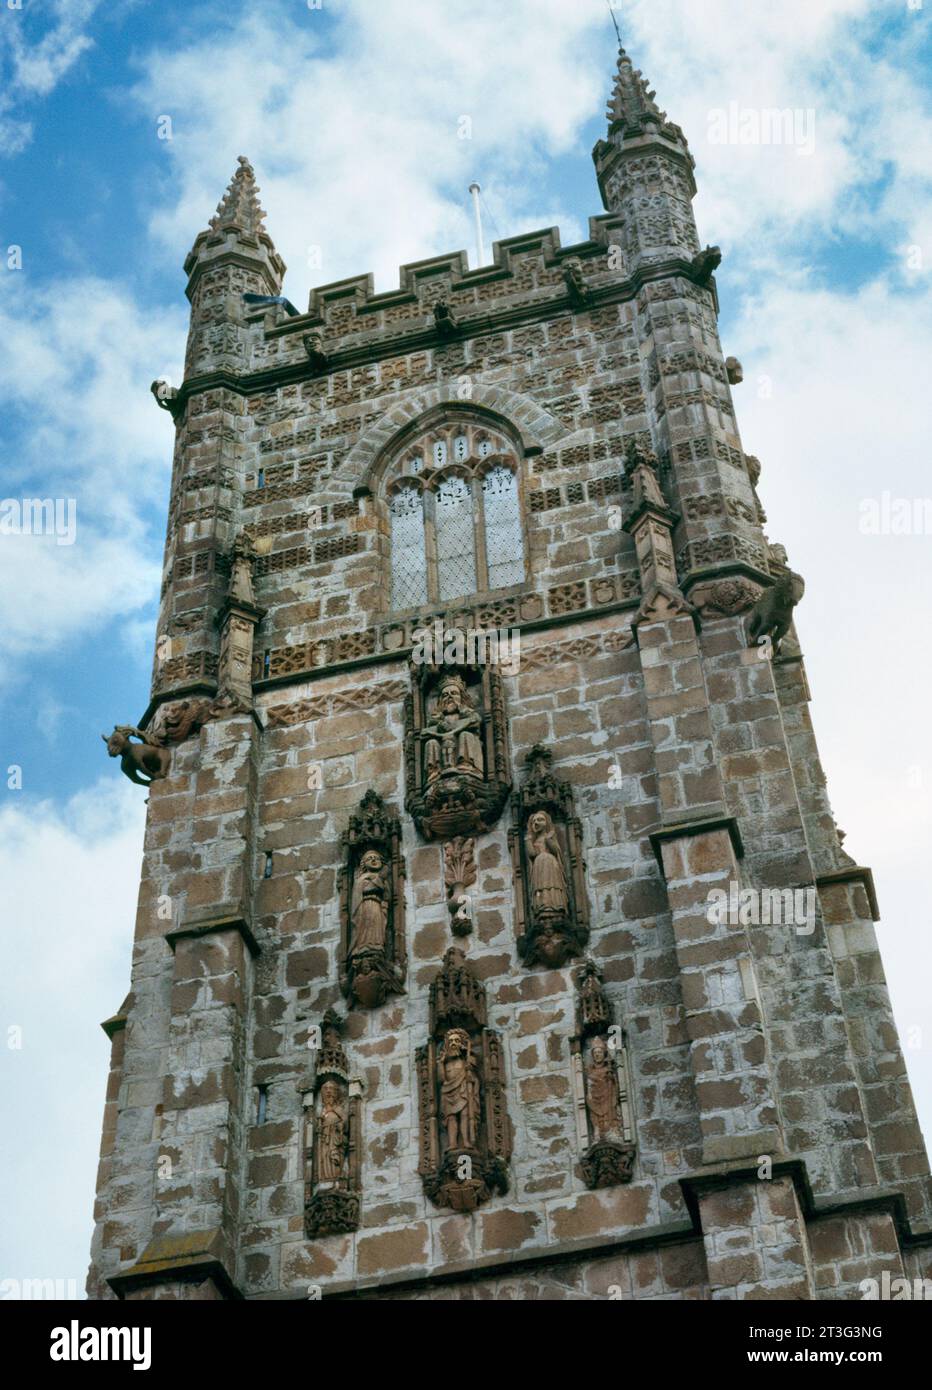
[133,0,615,295]
[0,0,103,155]
[0,779,145,1286]
[0,276,184,687]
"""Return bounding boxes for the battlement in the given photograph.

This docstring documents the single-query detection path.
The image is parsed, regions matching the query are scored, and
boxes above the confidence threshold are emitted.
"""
[239,214,629,364]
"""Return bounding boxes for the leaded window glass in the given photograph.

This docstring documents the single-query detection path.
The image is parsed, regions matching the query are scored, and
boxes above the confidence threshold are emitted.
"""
[389,484,429,609]
[386,419,525,610]
[435,475,477,601]
[483,465,524,591]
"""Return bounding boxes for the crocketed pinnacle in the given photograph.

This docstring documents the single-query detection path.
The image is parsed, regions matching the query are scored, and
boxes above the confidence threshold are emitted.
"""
[606,47,666,127]
[208,155,267,236]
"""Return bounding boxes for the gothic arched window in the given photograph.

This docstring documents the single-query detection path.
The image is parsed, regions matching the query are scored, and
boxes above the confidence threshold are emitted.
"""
[384,417,525,610]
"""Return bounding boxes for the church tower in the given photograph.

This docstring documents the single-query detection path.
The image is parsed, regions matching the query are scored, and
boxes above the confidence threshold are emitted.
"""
[89,47,932,1301]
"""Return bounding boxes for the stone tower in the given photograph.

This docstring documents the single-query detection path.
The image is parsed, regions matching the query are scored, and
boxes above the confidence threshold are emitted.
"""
[89,48,932,1301]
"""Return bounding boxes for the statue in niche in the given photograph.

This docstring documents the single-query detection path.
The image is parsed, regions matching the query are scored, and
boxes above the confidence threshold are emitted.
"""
[525,810,569,920]
[422,674,484,783]
[404,660,511,842]
[316,1079,347,1182]
[509,746,589,968]
[438,1028,481,1151]
[349,849,389,955]
[415,951,511,1213]
[570,961,636,1190]
[338,791,407,1009]
[102,726,171,787]
[299,1010,361,1237]
[585,1037,622,1140]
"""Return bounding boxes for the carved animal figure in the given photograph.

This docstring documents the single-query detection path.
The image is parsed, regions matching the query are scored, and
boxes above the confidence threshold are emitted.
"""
[746,573,805,653]
[102,726,171,786]
[690,244,722,284]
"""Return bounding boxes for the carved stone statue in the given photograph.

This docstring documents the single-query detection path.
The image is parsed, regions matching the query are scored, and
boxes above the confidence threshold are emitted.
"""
[349,849,389,955]
[404,662,511,841]
[746,572,805,654]
[416,954,511,1212]
[339,791,407,1009]
[316,1080,347,1182]
[510,747,589,968]
[102,726,170,787]
[571,965,636,1189]
[525,810,569,921]
[300,1010,362,1237]
[421,675,483,783]
[585,1038,621,1140]
[438,1027,481,1151]
[228,533,258,608]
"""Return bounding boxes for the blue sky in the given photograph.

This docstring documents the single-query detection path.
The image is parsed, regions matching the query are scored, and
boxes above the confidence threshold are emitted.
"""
[1,0,931,1292]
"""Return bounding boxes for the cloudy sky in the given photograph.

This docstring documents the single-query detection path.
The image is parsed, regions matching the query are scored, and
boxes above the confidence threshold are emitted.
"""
[1,0,930,1292]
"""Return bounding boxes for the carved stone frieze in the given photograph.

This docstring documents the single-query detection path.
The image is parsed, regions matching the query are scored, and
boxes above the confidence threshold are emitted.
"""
[689,576,763,619]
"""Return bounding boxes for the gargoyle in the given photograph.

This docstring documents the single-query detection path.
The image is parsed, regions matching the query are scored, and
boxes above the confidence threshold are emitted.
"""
[102,726,171,787]
[433,299,458,336]
[563,260,589,306]
[150,380,183,421]
[302,331,329,369]
[690,245,722,285]
[746,572,805,655]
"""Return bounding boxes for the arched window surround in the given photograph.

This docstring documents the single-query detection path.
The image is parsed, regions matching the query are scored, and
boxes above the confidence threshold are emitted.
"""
[380,410,529,615]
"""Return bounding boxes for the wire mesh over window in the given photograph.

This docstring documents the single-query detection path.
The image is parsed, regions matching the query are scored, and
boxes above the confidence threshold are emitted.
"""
[436,475,477,602]
[483,465,524,590]
[389,484,429,609]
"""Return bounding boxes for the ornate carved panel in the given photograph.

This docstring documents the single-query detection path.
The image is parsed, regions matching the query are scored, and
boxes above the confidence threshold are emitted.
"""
[404,663,511,841]
[338,791,407,1009]
[509,745,590,968]
[299,1010,362,1237]
[415,948,511,1212]
[570,961,636,1190]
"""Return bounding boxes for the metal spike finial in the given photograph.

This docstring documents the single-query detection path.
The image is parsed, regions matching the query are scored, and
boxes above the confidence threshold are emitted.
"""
[606,0,622,47]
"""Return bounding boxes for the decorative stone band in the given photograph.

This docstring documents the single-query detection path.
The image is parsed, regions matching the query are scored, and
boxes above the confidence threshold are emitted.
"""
[258,628,635,729]
[251,577,641,688]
